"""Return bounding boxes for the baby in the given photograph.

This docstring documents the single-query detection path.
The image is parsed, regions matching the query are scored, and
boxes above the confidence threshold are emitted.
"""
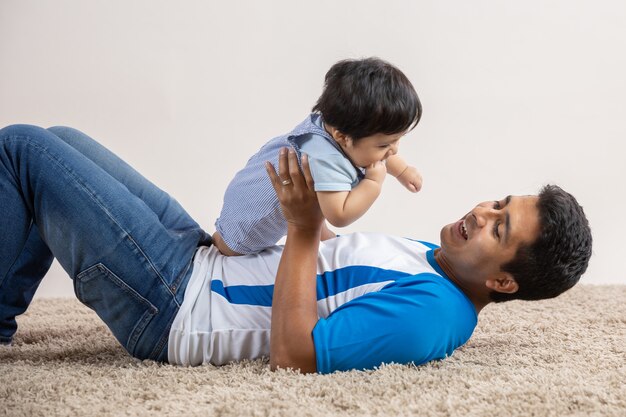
[213,57,423,255]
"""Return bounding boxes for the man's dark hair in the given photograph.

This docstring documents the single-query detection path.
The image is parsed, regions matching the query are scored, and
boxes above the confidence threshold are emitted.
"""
[492,185,592,302]
[312,57,421,140]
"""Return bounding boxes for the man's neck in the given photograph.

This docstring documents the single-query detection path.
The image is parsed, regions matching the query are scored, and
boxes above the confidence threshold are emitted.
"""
[433,248,491,314]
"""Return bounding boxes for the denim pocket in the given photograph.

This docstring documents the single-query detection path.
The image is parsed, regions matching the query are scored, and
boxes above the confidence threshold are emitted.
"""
[75,263,158,355]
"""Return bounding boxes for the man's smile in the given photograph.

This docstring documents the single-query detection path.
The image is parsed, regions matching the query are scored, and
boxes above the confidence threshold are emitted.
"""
[453,218,469,241]
[460,218,468,240]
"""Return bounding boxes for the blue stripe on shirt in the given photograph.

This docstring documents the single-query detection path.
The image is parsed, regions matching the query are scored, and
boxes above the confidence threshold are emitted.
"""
[210,280,274,307]
[211,265,411,306]
[315,266,411,300]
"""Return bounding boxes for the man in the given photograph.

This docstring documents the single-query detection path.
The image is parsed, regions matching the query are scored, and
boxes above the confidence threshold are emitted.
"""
[266,148,592,372]
[0,125,592,374]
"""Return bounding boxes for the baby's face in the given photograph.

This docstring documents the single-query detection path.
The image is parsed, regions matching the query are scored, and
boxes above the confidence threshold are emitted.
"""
[342,132,403,168]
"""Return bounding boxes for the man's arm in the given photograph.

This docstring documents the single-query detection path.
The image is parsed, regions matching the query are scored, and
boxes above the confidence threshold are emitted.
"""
[265,148,323,373]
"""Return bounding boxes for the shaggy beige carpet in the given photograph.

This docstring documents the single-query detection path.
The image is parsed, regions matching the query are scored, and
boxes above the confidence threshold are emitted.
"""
[1,285,625,417]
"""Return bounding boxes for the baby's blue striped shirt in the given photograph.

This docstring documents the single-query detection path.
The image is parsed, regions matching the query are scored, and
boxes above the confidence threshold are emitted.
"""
[216,114,358,254]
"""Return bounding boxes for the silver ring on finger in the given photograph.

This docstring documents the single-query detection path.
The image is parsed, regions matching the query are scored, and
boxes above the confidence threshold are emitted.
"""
[281,179,292,186]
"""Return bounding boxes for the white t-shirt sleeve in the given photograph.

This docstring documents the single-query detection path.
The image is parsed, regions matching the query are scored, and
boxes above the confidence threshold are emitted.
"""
[308,153,358,192]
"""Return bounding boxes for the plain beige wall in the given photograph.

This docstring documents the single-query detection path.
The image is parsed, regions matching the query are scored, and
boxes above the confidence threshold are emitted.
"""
[1,0,624,299]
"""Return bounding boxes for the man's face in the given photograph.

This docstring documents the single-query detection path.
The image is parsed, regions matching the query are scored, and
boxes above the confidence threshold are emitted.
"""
[438,195,541,287]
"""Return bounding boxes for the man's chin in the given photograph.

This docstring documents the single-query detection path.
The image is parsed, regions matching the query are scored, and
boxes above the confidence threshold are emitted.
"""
[440,221,463,248]
[439,224,452,246]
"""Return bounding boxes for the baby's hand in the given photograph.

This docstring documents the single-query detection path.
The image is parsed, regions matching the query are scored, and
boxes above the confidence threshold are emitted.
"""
[396,166,422,193]
[365,161,387,185]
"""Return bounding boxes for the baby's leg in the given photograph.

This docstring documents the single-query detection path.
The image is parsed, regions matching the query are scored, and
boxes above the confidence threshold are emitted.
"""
[212,231,243,256]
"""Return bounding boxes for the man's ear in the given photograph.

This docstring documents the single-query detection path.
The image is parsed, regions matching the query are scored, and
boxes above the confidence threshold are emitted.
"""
[485,272,519,294]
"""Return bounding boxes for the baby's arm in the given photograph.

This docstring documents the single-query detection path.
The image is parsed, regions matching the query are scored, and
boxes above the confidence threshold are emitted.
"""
[386,155,422,193]
[317,161,386,228]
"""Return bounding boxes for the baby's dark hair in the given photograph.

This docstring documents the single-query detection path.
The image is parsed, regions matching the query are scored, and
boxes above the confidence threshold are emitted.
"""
[492,185,592,302]
[312,57,421,140]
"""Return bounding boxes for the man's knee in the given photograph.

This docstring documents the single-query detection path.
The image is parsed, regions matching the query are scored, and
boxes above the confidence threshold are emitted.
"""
[47,125,82,140]
[0,124,48,141]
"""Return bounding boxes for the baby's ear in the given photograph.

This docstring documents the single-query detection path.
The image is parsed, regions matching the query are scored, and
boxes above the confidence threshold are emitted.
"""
[328,126,349,146]
[336,134,353,148]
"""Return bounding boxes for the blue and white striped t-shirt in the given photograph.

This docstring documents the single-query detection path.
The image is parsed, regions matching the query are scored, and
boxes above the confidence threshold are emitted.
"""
[215,114,364,254]
[168,232,478,373]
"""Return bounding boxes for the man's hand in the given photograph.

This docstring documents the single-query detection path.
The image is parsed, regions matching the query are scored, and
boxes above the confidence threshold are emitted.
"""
[265,148,323,232]
[396,165,423,193]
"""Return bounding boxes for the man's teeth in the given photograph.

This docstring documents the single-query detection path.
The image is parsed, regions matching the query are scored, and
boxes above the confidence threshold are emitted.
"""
[461,220,468,239]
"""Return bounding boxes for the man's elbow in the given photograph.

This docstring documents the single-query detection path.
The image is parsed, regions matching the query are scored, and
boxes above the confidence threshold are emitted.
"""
[269,350,317,374]
[270,339,317,373]
[269,355,293,372]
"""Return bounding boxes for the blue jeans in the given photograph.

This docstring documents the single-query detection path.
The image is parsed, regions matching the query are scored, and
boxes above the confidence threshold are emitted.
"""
[0,125,211,361]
